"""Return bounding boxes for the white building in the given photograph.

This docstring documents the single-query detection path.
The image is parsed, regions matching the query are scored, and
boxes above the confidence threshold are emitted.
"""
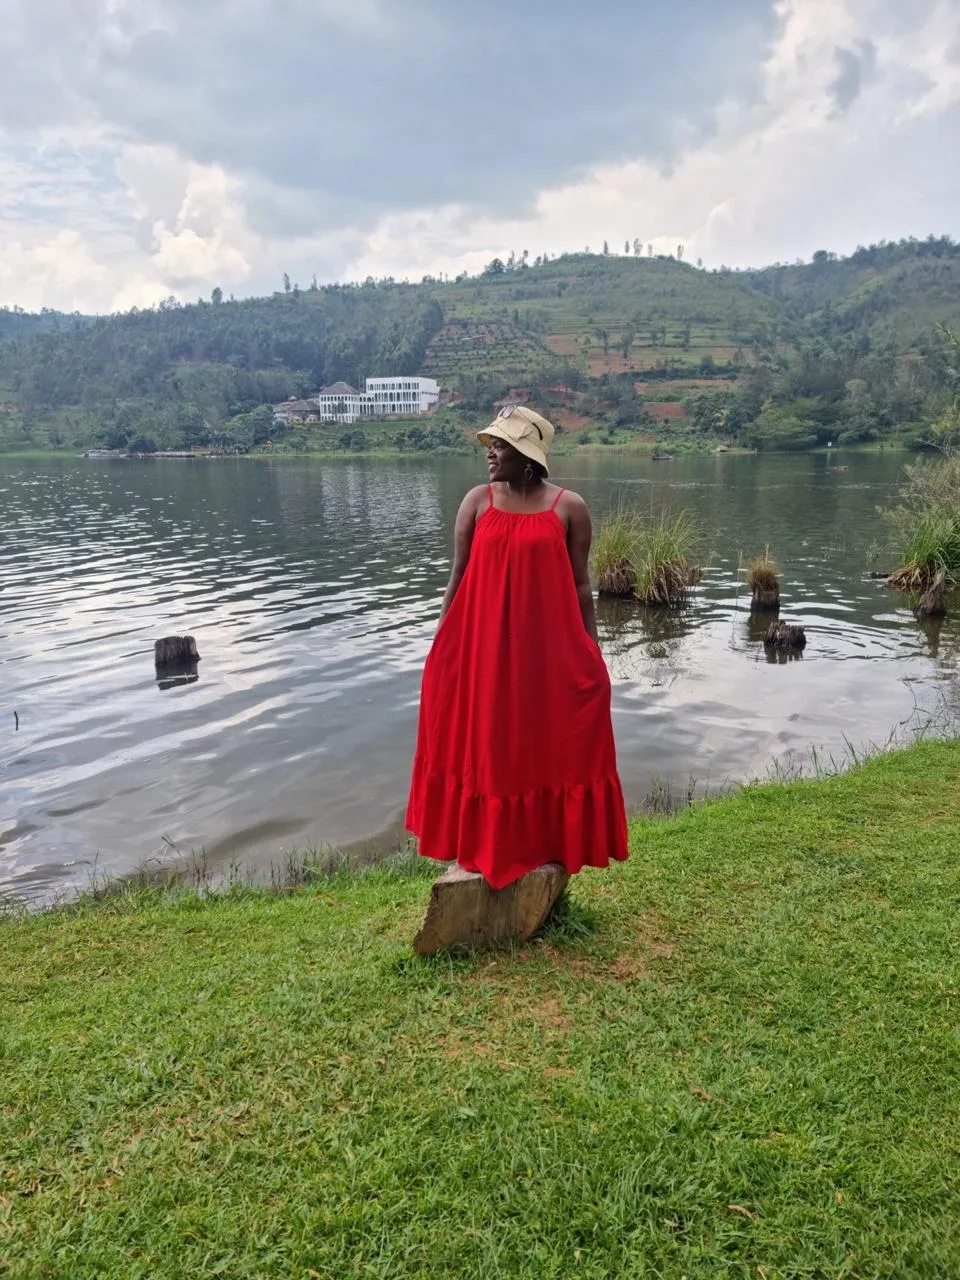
[365,376,440,417]
[272,376,440,426]
[315,382,371,424]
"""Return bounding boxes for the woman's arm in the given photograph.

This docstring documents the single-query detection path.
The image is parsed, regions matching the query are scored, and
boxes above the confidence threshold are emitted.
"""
[565,495,599,644]
[436,487,484,627]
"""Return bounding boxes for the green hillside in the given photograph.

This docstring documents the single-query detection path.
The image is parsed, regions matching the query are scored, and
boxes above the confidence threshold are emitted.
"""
[421,255,783,383]
[746,236,960,349]
[0,236,958,455]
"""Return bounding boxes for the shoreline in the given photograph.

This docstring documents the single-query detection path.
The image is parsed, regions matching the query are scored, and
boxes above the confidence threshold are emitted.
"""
[0,440,912,463]
[6,728,953,919]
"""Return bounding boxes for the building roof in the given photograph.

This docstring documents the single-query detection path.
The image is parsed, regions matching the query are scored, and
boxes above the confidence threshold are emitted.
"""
[273,398,319,413]
[319,381,359,396]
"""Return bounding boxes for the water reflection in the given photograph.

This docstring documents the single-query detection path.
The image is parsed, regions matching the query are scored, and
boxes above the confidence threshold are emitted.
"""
[0,451,957,903]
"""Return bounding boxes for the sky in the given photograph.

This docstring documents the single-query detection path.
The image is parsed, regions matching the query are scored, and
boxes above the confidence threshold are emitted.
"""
[1,0,959,314]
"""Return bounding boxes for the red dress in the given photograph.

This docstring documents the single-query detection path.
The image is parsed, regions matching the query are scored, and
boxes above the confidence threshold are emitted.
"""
[406,485,628,888]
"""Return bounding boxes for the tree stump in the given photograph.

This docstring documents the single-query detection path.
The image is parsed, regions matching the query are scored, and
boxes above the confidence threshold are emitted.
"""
[763,621,806,650]
[155,636,200,668]
[914,569,947,619]
[154,636,200,690]
[413,862,569,956]
[751,587,780,611]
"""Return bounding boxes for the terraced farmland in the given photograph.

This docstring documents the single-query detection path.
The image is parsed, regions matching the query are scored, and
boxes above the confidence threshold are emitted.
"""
[421,320,550,381]
[423,254,782,384]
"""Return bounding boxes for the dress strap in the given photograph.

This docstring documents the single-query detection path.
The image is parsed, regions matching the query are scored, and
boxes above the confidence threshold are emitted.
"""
[549,487,566,512]
[487,484,494,510]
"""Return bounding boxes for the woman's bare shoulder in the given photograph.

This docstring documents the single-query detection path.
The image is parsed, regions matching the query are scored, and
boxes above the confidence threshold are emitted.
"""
[556,487,589,513]
[456,484,489,522]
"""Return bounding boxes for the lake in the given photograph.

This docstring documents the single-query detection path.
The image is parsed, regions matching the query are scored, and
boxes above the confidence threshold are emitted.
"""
[1,451,957,904]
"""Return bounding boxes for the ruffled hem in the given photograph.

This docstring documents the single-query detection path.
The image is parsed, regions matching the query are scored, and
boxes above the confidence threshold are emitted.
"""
[405,766,628,890]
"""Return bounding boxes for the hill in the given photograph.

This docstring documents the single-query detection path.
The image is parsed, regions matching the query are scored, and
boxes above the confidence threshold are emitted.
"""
[421,254,784,385]
[746,235,960,350]
[0,236,958,454]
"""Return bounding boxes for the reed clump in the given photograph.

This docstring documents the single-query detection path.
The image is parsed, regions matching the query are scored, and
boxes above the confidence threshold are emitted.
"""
[592,505,642,596]
[633,509,701,606]
[593,506,700,605]
[885,453,960,593]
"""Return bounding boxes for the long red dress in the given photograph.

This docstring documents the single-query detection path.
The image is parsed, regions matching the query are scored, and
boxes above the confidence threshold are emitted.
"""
[406,486,628,888]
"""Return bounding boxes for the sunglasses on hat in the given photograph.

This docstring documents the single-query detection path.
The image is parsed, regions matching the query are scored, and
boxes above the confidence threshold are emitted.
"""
[496,405,543,440]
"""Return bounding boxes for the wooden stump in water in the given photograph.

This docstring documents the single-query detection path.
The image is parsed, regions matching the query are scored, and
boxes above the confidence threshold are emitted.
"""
[154,636,200,689]
[413,862,569,956]
[914,569,947,619]
[763,621,806,650]
[751,587,781,612]
[154,635,200,668]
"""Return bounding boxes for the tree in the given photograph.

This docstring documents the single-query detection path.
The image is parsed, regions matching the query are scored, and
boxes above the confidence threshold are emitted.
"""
[633,238,641,257]
[620,325,635,360]
[211,286,223,306]
[603,240,610,255]
[624,240,630,255]
[677,244,684,261]
[282,273,291,294]
[647,244,653,257]
[483,258,506,276]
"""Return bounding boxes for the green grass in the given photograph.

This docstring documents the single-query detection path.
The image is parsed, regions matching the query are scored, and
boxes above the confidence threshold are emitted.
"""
[889,509,960,591]
[3,740,960,1277]
[591,504,642,595]
[592,505,702,605]
[633,507,701,605]
[887,453,960,592]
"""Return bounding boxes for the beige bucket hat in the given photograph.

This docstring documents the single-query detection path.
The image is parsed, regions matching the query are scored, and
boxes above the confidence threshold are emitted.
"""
[477,405,555,474]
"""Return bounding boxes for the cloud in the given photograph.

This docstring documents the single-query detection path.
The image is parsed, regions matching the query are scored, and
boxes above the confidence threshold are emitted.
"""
[3,0,777,219]
[0,0,958,311]
[829,39,877,114]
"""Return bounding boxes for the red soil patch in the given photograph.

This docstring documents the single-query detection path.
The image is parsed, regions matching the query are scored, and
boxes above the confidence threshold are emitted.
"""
[544,335,578,356]
[645,402,687,421]
[553,411,591,432]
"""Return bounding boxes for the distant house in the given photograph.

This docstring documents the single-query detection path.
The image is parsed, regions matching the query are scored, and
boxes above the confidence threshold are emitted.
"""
[272,376,441,426]
[272,397,320,424]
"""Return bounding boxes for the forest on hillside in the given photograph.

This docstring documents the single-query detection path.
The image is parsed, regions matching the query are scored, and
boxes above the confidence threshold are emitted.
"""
[0,235,958,454]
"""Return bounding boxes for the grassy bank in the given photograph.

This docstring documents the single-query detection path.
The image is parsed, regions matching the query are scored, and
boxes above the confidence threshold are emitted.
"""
[3,740,960,1277]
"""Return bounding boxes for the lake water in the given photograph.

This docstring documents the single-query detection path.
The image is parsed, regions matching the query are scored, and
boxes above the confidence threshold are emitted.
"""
[2,451,957,903]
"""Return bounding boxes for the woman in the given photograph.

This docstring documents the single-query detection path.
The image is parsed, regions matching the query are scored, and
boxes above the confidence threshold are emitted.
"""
[406,405,628,888]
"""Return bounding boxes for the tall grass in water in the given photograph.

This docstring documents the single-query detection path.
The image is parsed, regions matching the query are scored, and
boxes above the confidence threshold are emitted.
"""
[886,453,960,592]
[747,549,779,594]
[591,504,642,596]
[633,508,701,605]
